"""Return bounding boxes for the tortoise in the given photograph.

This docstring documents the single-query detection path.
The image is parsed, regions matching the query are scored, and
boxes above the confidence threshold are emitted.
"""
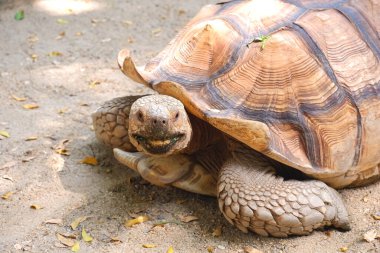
[92,0,380,237]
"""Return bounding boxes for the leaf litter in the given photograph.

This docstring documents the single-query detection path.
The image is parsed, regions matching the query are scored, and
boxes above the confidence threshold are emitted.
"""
[80,156,98,166]
[71,216,89,230]
[125,215,149,227]
[81,227,93,242]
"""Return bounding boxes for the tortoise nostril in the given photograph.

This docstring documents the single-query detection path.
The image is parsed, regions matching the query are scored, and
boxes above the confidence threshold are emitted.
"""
[153,119,157,124]
[162,120,166,124]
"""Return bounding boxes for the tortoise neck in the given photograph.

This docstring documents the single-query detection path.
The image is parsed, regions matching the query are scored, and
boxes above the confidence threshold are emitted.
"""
[183,113,224,154]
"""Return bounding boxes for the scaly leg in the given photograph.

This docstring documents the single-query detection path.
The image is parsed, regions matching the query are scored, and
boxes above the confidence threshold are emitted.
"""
[217,144,350,237]
[92,95,145,151]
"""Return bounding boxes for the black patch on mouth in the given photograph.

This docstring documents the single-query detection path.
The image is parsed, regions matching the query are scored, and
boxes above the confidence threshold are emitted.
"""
[132,134,184,154]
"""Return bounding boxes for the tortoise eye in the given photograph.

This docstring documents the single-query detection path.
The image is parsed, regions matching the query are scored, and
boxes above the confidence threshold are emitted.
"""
[174,112,180,120]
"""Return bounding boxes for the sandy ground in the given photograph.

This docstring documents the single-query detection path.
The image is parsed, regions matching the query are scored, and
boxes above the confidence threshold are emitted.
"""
[0,1,379,252]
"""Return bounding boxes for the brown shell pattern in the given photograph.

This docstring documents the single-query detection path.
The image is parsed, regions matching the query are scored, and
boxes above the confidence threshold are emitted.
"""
[119,0,380,184]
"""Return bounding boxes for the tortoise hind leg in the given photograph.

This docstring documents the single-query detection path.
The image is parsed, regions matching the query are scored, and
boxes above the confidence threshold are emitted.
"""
[92,95,145,151]
[218,146,350,237]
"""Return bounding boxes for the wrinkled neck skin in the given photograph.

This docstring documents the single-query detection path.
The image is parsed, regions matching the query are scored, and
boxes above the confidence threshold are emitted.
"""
[183,113,224,154]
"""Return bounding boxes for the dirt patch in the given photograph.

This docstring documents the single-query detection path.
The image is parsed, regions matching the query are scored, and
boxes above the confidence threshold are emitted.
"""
[0,1,379,252]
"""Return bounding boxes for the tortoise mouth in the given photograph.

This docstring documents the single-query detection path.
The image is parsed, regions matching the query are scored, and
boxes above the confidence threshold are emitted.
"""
[132,133,185,155]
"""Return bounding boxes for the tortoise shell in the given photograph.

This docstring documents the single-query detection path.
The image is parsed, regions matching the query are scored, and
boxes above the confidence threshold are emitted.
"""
[118,0,380,188]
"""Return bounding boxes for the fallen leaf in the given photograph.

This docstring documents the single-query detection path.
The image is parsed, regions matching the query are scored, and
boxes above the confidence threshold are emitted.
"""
[207,246,215,253]
[28,34,39,43]
[25,136,38,141]
[122,20,133,26]
[30,54,38,62]
[212,225,222,237]
[180,215,198,223]
[71,241,80,252]
[339,247,348,252]
[23,103,39,110]
[1,191,13,200]
[70,216,88,230]
[178,9,186,15]
[0,130,10,138]
[55,148,70,156]
[243,246,264,253]
[22,156,37,162]
[89,80,101,88]
[48,51,63,57]
[30,204,43,210]
[372,212,380,220]
[81,227,93,242]
[56,233,75,247]
[2,175,14,182]
[125,215,149,227]
[167,246,174,253]
[45,218,63,225]
[15,10,25,20]
[56,31,65,40]
[58,108,69,114]
[363,229,379,242]
[57,18,69,24]
[152,28,162,36]
[110,237,122,244]
[142,244,156,248]
[11,95,27,101]
[80,156,98,166]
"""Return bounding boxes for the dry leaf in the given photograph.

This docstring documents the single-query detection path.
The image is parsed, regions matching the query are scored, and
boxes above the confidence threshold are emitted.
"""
[56,31,65,40]
[11,95,26,101]
[80,156,98,166]
[1,191,13,200]
[207,246,215,253]
[55,148,70,156]
[57,18,69,24]
[22,156,37,162]
[110,237,122,244]
[125,215,149,227]
[180,215,198,223]
[372,212,380,220]
[212,225,222,237]
[2,175,14,182]
[167,246,174,253]
[243,246,264,253]
[142,244,156,248]
[30,204,43,210]
[23,103,39,109]
[81,227,93,242]
[122,20,133,26]
[58,108,69,114]
[25,136,38,141]
[30,54,38,62]
[54,139,70,156]
[28,34,39,43]
[48,51,63,57]
[56,233,75,247]
[45,218,63,225]
[71,241,80,252]
[363,229,379,242]
[70,216,88,230]
[152,28,162,36]
[0,130,10,138]
[89,80,101,88]
[339,247,348,252]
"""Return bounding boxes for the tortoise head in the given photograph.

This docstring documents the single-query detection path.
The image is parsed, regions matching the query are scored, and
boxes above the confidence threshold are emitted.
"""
[128,94,192,156]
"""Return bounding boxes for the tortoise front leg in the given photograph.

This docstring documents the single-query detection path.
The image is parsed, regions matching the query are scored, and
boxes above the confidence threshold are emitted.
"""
[92,95,145,151]
[113,148,217,196]
[218,148,350,237]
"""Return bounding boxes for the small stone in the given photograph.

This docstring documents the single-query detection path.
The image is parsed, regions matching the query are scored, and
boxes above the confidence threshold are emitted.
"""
[217,245,226,250]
